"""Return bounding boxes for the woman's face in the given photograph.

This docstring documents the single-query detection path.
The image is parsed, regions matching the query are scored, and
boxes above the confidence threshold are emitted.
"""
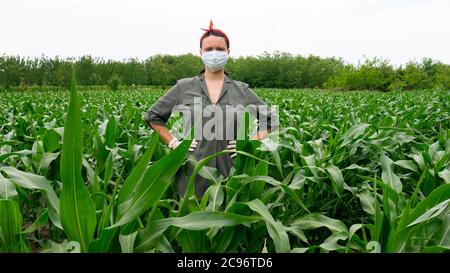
[200,35,230,56]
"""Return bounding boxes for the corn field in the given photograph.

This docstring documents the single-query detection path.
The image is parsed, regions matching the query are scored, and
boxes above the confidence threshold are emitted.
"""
[0,70,449,253]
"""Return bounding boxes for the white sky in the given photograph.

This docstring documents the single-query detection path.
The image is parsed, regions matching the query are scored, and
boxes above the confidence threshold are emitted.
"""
[1,0,449,66]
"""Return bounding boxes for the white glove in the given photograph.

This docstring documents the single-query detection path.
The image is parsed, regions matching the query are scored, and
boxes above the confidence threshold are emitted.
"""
[227,140,237,159]
[188,139,198,152]
[168,137,181,149]
[168,137,198,152]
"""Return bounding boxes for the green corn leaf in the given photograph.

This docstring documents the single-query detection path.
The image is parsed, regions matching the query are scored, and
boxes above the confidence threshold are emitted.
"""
[339,123,369,148]
[134,211,259,252]
[113,138,191,228]
[102,152,113,193]
[0,166,61,229]
[319,232,349,251]
[119,231,138,253]
[250,160,268,198]
[394,160,419,174]
[405,183,450,229]
[326,163,344,196]
[43,129,61,153]
[0,150,33,163]
[117,132,159,204]
[380,153,402,193]
[301,155,320,181]
[105,114,117,149]
[59,67,97,252]
[366,241,381,253]
[206,183,224,212]
[88,227,119,253]
[245,199,290,253]
[0,173,18,200]
[290,213,348,234]
[356,189,376,215]
[406,199,450,227]
[155,235,175,253]
[0,199,27,252]
[41,240,80,253]
[438,168,450,183]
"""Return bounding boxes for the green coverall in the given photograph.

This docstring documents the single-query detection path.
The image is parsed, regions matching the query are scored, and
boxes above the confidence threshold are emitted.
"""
[145,69,278,199]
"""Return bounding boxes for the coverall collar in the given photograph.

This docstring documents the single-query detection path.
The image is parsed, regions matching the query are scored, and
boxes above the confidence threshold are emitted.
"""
[197,69,232,83]
[197,69,232,104]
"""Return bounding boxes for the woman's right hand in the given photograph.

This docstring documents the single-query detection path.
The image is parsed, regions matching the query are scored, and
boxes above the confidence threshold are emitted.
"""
[169,137,198,152]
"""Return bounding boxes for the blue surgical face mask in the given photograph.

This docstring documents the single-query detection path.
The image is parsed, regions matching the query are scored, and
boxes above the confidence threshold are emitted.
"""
[201,50,229,72]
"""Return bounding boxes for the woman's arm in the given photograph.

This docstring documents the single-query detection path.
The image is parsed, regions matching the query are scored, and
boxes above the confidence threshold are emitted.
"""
[144,82,180,144]
[244,86,279,140]
[147,121,175,145]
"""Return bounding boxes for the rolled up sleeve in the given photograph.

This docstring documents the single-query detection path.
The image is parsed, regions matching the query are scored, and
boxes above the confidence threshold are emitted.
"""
[245,85,279,133]
[144,82,180,126]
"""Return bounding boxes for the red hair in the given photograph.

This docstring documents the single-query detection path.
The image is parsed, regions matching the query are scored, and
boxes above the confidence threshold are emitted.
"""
[200,20,230,49]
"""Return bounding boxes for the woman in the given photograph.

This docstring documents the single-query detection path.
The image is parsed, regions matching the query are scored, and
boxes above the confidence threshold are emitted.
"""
[145,20,278,200]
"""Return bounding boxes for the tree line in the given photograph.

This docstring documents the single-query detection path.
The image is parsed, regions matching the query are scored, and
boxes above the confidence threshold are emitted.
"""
[1,52,449,91]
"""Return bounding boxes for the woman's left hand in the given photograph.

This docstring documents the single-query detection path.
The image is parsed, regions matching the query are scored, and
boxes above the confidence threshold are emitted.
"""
[189,139,198,152]
[227,140,237,158]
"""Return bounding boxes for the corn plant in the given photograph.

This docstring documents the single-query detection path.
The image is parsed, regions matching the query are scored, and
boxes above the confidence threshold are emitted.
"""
[0,73,449,252]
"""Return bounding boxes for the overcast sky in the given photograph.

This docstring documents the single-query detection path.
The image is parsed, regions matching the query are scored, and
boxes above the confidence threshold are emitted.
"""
[1,0,449,66]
